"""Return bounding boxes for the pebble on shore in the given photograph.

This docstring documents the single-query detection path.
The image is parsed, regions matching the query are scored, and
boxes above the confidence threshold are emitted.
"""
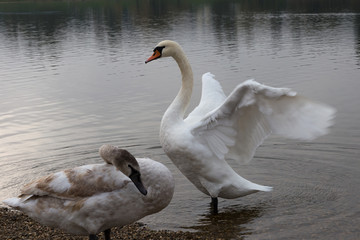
[0,207,222,240]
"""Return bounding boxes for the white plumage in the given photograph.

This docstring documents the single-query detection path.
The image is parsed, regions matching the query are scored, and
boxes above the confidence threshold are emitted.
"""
[3,145,174,239]
[146,40,335,211]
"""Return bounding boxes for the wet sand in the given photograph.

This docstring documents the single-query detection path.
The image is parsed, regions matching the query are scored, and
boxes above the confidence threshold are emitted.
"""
[0,208,221,240]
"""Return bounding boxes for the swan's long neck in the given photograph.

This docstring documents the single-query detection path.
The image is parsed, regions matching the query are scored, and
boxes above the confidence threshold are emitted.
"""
[162,49,193,125]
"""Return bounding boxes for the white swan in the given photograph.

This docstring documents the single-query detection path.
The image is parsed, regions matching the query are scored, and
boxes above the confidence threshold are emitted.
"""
[3,145,174,240]
[145,40,335,213]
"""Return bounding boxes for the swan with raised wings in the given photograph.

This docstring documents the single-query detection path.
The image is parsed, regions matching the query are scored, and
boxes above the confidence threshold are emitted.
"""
[3,145,174,240]
[145,40,335,213]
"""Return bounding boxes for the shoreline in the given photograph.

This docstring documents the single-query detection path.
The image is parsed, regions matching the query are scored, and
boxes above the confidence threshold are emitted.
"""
[0,207,220,240]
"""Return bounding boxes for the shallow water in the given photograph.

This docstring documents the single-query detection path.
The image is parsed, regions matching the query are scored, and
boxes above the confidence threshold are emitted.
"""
[1,1,360,239]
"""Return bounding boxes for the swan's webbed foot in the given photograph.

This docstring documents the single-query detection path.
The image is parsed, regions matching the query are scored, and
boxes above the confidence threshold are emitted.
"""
[89,234,98,240]
[104,228,111,240]
[210,197,218,214]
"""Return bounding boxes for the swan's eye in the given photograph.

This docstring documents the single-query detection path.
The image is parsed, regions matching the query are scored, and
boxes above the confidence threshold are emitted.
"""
[154,46,165,54]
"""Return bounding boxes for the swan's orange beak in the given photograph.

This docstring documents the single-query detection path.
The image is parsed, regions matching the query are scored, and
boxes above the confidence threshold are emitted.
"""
[145,49,161,64]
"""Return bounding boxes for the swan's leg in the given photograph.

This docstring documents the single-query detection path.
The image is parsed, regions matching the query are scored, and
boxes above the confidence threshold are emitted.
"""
[104,228,111,240]
[89,234,98,240]
[211,197,218,214]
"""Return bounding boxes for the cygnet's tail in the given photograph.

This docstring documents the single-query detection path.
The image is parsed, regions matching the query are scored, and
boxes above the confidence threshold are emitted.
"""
[3,197,21,208]
[3,194,33,209]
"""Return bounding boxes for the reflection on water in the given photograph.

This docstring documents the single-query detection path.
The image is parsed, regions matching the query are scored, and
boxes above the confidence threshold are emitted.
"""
[186,204,266,239]
[1,1,360,239]
[355,15,360,65]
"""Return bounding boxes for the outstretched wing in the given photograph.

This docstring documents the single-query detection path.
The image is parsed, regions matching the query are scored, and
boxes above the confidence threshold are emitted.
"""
[186,72,226,123]
[190,75,336,164]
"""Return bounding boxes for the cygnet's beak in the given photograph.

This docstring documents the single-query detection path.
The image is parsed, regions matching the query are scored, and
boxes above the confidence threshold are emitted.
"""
[129,170,148,196]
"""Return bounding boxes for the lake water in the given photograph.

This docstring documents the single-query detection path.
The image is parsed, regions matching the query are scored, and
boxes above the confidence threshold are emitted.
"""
[1,1,360,239]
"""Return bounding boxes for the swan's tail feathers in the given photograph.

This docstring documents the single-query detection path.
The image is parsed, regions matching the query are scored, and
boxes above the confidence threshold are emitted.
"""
[257,185,273,192]
[250,183,273,193]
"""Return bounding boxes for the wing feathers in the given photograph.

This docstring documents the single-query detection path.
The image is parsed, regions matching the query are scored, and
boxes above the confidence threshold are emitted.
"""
[19,165,128,200]
[263,95,335,140]
[200,72,226,103]
[190,74,335,164]
[186,73,226,121]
